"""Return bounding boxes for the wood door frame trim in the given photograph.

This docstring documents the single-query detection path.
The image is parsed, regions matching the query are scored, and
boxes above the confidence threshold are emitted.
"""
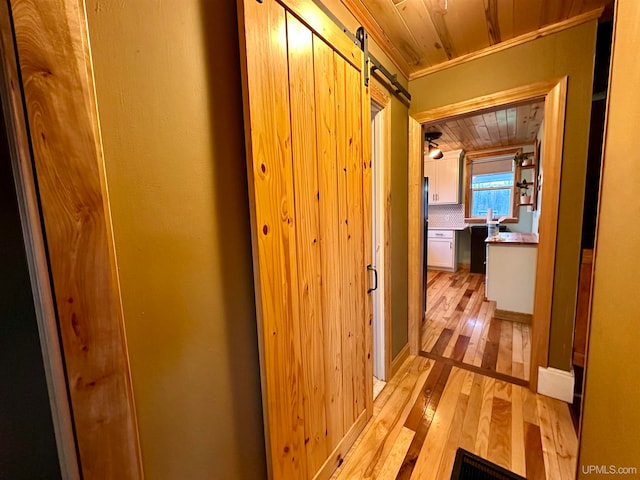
[371,78,392,381]
[0,5,80,478]
[408,78,568,391]
[3,1,143,477]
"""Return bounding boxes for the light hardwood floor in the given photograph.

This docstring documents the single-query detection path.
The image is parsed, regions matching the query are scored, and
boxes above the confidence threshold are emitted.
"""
[422,269,531,383]
[331,355,577,480]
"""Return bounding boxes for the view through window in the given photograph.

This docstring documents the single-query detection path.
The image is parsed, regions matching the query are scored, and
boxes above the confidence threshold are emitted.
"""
[469,154,515,218]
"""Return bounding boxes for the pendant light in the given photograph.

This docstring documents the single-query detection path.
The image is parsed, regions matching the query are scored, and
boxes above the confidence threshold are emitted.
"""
[424,131,444,159]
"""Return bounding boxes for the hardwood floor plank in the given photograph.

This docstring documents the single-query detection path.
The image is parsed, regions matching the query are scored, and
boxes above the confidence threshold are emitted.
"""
[373,354,415,416]
[513,362,525,379]
[435,391,471,480]
[523,323,532,381]
[463,301,489,364]
[404,361,446,431]
[511,386,527,477]
[481,340,499,372]
[396,364,452,479]
[543,396,578,480]
[431,328,454,356]
[408,368,468,480]
[474,376,495,458]
[473,301,495,368]
[494,380,513,402]
[524,422,547,480]
[459,373,484,452]
[512,321,524,366]
[487,397,512,469]
[496,319,513,376]
[376,427,415,479]
[522,388,540,426]
[537,395,563,479]
[451,335,470,362]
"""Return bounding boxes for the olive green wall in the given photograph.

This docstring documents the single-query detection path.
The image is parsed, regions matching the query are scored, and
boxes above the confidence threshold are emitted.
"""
[579,0,640,473]
[390,97,409,357]
[409,22,597,371]
[85,1,266,478]
[322,0,410,358]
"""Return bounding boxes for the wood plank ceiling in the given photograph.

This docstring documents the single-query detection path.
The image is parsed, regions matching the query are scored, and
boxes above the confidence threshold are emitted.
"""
[424,99,544,152]
[341,0,612,79]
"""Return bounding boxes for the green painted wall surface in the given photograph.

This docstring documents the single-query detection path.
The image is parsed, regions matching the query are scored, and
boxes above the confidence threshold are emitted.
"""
[85,1,266,478]
[390,97,409,356]
[410,23,597,371]
[579,0,640,473]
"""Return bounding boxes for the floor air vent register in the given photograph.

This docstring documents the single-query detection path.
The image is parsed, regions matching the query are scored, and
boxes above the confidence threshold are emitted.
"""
[450,449,526,480]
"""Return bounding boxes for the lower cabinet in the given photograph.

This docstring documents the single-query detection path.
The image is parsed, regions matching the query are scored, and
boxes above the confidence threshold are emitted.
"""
[427,230,457,271]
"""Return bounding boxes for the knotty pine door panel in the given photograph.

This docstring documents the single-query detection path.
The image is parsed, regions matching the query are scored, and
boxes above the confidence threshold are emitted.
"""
[239,0,372,478]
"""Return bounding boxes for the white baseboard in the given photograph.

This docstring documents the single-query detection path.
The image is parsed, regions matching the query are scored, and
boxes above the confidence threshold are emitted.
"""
[537,367,575,403]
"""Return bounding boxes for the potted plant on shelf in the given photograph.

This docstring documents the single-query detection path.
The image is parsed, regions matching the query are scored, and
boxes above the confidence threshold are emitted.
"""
[513,151,533,167]
[516,179,532,204]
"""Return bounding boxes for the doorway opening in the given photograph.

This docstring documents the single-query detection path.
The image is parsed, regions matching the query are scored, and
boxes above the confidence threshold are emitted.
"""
[370,83,392,398]
[408,78,569,393]
[419,100,545,386]
[371,101,385,398]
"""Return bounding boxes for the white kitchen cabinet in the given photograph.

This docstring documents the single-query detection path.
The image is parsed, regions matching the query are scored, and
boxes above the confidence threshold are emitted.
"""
[424,149,461,204]
[427,230,457,271]
[486,240,538,314]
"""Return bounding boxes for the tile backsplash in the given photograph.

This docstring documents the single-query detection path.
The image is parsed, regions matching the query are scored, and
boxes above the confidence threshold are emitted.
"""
[428,204,467,228]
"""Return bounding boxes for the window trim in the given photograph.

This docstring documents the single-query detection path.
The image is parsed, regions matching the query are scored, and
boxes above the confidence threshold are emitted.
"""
[463,146,523,224]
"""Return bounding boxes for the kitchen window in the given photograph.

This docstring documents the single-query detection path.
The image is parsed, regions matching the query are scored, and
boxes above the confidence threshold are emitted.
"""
[464,148,521,222]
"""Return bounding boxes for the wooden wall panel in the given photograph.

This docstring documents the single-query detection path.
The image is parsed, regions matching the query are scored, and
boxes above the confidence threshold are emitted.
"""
[287,14,329,474]
[7,0,142,477]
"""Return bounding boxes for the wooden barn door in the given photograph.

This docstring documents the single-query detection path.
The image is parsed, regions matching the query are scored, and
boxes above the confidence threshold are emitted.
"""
[238,0,373,478]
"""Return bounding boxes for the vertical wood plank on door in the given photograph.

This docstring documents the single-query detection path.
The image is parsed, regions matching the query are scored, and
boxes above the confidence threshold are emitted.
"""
[287,14,328,474]
[334,53,356,434]
[345,62,366,424]
[314,37,345,451]
[242,1,307,477]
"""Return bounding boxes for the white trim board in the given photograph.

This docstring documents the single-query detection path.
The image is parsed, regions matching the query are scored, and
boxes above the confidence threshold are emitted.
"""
[537,366,575,403]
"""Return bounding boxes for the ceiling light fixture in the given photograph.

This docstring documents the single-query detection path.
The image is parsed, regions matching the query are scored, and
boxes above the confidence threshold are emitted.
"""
[424,131,444,159]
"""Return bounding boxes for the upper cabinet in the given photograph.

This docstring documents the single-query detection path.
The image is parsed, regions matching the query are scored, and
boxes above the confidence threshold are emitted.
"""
[424,149,462,204]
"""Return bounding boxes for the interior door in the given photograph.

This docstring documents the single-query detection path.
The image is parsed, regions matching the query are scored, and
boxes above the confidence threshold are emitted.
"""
[238,1,372,478]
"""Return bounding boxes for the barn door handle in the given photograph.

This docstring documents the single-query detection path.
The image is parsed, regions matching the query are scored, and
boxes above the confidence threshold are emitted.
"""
[367,264,378,294]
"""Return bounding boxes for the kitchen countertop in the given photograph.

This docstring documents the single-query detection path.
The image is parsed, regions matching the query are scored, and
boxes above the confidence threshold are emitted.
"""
[485,232,539,245]
[428,225,469,231]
